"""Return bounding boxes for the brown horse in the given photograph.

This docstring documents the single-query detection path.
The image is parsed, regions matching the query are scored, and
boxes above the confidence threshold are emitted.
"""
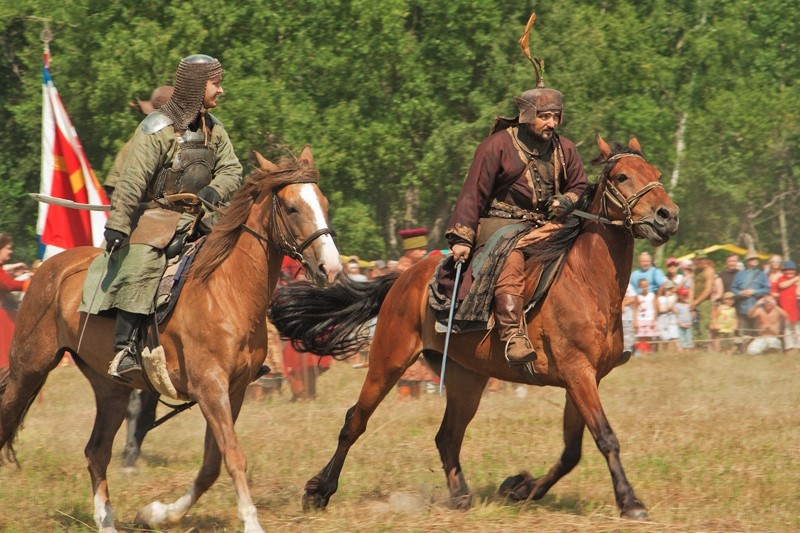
[269,136,679,519]
[0,146,341,533]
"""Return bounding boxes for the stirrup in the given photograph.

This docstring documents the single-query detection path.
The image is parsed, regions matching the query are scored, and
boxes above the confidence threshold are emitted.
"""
[109,346,141,379]
[504,334,537,365]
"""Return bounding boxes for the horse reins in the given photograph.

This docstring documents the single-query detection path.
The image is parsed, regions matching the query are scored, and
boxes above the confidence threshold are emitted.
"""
[570,153,664,233]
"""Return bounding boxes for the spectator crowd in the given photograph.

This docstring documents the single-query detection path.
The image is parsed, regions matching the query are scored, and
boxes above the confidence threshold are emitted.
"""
[622,250,800,356]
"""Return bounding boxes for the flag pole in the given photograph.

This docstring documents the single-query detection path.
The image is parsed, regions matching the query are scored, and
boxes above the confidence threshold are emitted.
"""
[40,21,52,65]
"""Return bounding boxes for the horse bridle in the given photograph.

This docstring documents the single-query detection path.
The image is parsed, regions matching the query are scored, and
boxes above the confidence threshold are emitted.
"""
[266,179,336,270]
[201,177,336,272]
[571,153,664,234]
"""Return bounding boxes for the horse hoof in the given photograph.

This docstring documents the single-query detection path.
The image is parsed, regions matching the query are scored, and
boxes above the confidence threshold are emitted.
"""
[621,506,649,520]
[302,491,328,512]
[446,494,472,510]
[498,471,535,501]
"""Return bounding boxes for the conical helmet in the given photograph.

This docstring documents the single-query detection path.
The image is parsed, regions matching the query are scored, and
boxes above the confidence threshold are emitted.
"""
[514,14,563,125]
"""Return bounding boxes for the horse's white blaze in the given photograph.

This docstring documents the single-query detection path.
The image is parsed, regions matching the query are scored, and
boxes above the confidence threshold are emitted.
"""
[300,184,342,280]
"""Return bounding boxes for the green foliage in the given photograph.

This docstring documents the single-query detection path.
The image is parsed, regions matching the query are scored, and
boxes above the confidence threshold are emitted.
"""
[1,1,798,262]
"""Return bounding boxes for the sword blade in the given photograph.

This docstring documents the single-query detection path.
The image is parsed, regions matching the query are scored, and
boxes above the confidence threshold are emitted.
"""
[29,193,110,211]
[439,259,463,397]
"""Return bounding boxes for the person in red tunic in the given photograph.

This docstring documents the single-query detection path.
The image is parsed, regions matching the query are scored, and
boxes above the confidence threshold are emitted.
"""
[445,47,588,367]
[776,260,800,351]
[0,234,28,368]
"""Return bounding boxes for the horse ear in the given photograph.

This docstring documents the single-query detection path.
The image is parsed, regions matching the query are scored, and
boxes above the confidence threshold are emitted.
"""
[298,144,315,167]
[253,151,279,172]
[596,134,612,158]
[628,137,642,153]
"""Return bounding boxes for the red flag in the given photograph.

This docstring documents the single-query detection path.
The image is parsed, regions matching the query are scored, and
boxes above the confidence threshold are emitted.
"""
[37,45,108,258]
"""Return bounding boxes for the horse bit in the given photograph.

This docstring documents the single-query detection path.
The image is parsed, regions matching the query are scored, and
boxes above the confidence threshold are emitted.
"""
[571,152,664,234]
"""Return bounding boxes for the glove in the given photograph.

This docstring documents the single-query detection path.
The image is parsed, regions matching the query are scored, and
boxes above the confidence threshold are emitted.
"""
[103,228,127,252]
[549,194,575,218]
[198,186,222,206]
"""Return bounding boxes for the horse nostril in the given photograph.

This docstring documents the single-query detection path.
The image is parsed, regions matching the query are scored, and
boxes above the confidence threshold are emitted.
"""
[656,207,672,221]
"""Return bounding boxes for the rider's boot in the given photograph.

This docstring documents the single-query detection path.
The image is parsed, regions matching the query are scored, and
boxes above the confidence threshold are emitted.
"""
[109,310,146,378]
[494,293,536,365]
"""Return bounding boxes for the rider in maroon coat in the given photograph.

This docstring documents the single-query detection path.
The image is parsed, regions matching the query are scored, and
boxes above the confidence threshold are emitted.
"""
[446,41,588,367]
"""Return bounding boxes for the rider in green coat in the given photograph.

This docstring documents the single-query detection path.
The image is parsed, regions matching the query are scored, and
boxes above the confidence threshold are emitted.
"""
[80,54,243,379]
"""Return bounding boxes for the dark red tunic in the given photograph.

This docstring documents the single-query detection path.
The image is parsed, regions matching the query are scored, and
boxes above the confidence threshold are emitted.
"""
[445,127,588,247]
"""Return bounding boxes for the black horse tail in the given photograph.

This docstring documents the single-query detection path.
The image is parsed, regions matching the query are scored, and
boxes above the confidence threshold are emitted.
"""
[268,272,401,359]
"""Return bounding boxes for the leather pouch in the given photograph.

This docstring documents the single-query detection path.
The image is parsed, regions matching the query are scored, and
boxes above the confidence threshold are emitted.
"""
[129,208,182,249]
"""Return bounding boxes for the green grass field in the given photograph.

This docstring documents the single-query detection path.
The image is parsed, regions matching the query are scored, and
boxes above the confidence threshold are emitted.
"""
[2,349,798,532]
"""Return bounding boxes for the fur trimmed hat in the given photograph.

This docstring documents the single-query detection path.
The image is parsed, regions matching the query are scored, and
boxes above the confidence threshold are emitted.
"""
[399,227,428,251]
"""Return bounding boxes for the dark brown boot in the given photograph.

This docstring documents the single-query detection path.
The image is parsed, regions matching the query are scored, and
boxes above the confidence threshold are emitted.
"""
[494,293,536,365]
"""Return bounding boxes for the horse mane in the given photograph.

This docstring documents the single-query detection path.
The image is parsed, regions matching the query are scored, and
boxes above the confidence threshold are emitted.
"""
[523,141,642,263]
[191,158,319,283]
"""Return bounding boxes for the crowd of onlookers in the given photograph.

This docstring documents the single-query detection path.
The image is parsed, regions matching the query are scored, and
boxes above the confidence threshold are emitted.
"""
[623,250,799,356]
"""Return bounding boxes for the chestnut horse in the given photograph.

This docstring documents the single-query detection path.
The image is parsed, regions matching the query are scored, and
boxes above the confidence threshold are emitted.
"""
[0,146,341,533]
[269,136,679,519]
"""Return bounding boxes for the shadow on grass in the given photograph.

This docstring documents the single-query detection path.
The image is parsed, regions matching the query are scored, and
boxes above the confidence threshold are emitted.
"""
[473,483,591,516]
[132,452,172,468]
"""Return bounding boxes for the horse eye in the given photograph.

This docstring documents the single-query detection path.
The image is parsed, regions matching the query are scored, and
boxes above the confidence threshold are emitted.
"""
[286,205,299,214]
[616,174,628,183]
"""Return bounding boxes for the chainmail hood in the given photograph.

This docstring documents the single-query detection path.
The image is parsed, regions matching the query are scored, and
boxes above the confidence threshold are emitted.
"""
[160,54,223,131]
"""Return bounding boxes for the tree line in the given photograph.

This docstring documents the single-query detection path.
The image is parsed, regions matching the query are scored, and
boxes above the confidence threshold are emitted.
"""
[1,0,798,264]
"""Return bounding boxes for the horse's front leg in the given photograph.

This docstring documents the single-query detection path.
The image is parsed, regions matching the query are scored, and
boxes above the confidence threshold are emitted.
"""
[304,335,416,510]
[499,392,585,501]
[135,381,264,532]
[433,355,489,510]
[566,371,648,519]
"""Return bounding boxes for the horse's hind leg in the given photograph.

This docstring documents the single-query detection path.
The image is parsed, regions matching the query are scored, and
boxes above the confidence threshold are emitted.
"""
[434,357,489,510]
[76,359,135,532]
[122,390,159,469]
[303,326,420,511]
[0,337,65,463]
[500,393,585,501]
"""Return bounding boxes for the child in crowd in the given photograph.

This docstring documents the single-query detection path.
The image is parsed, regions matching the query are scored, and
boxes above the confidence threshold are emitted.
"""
[622,282,638,354]
[674,287,694,350]
[635,278,658,353]
[713,291,738,354]
[656,280,680,351]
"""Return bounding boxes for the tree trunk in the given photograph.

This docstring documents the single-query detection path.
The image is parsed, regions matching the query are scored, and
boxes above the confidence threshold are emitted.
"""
[670,111,688,189]
[777,191,790,260]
